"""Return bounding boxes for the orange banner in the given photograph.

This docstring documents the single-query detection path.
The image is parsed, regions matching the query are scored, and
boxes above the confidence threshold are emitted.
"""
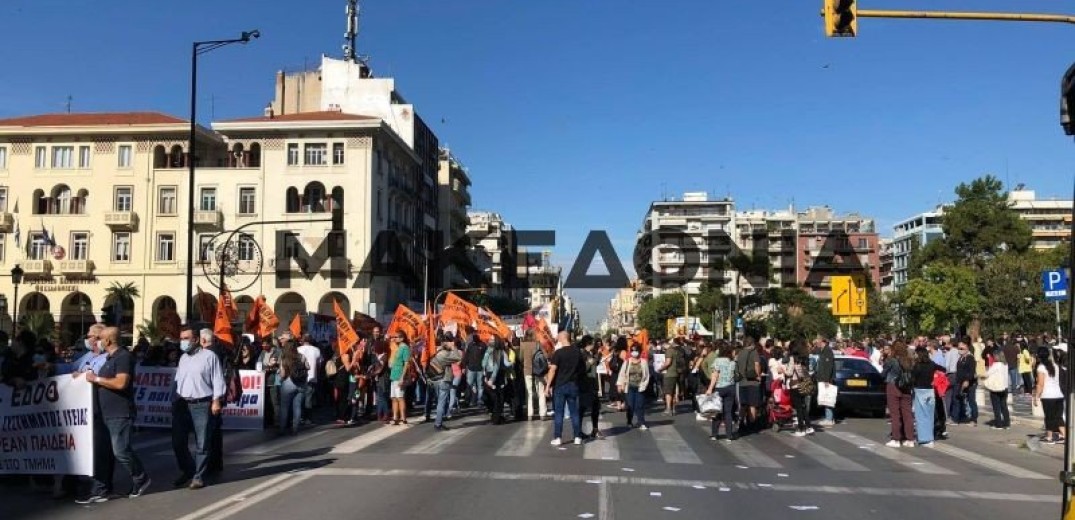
[244,296,262,334]
[213,292,235,347]
[219,287,238,322]
[484,308,512,340]
[289,312,302,338]
[334,299,359,355]
[440,293,478,328]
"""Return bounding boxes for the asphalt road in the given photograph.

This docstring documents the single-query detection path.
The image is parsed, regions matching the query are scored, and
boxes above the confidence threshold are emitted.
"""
[0,404,1062,520]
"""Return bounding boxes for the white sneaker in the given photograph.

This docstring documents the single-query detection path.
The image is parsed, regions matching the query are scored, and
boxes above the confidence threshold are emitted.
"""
[902,441,915,448]
[696,413,708,422]
[793,430,807,437]
[639,425,649,431]
[806,427,815,435]
[574,437,583,445]
[550,438,562,446]
[920,442,935,448]
[885,440,901,448]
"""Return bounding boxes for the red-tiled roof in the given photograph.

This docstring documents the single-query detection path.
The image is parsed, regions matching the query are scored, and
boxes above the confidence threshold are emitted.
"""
[0,112,186,127]
[219,111,378,123]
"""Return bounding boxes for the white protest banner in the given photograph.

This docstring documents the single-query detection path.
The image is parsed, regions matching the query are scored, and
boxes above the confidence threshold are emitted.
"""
[221,370,265,430]
[0,376,94,476]
[134,367,265,430]
[134,367,176,428]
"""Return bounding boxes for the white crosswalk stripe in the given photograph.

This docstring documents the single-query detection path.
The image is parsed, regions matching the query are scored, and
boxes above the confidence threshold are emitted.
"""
[404,420,483,455]
[331,423,410,454]
[236,430,330,455]
[827,431,955,475]
[583,421,621,461]
[929,440,1051,480]
[715,437,783,468]
[498,421,548,457]
[767,432,868,472]
[650,423,702,464]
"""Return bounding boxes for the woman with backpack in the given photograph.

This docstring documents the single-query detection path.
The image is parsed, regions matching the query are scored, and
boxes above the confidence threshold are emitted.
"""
[881,341,915,447]
[277,341,308,435]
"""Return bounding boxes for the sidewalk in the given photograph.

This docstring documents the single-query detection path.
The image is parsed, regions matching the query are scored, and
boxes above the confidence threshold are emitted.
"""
[978,393,1065,460]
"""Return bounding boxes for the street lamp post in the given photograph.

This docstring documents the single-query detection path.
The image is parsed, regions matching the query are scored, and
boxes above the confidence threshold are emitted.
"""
[0,294,7,337]
[79,296,87,337]
[184,30,260,325]
[10,265,24,336]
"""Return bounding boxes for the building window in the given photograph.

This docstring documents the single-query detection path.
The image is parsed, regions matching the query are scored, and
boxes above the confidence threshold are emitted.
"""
[238,187,256,215]
[29,232,48,260]
[199,187,217,211]
[287,143,300,166]
[114,186,133,212]
[198,234,214,263]
[78,146,91,169]
[156,233,175,262]
[112,232,131,262]
[0,147,7,169]
[118,145,132,168]
[158,186,176,215]
[857,238,869,249]
[52,146,74,169]
[34,146,46,168]
[332,143,345,165]
[282,232,301,259]
[238,235,256,261]
[304,143,327,165]
[0,187,7,212]
[71,232,89,261]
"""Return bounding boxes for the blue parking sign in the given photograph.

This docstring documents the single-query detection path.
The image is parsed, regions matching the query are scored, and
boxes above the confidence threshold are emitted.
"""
[1043,269,1069,302]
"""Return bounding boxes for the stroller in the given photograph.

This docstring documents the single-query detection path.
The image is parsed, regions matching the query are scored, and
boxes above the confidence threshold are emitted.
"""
[767,379,795,432]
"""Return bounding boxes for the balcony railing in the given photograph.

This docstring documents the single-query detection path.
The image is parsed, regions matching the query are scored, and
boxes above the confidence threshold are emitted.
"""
[59,259,94,275]
[0,212,12,231]
[194,209,223,228]
[23,259,52,276]
[104,211,139,231]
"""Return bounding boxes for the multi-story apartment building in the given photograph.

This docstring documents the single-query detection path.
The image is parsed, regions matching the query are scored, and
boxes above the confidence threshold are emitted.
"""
[437,148,471,288]
[878,239,895,293]
[642,192,737,298]
[607,283,640,334]
[466,211,518,300]
[890,207,944,290]
[0,109,422,340]
[734,207,798,293]
[1008,187,1072,251]
[796,206,880,299]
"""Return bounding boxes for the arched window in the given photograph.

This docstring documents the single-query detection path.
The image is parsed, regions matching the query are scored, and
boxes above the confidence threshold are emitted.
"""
[169,145,184,168]
[303,182,326,213]
[32,189,46,215]
[51,184,72,215]
[74,189,89,214]
[230,143,245,168]
[329,187,344,212]
[153,145,166,168]
[285,187,300,213]
[248,143,261,168]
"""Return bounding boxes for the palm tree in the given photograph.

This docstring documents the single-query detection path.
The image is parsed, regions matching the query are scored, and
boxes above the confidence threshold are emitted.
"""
[104,281,140,332]
[19,311,56,343]
[137,318,164,345]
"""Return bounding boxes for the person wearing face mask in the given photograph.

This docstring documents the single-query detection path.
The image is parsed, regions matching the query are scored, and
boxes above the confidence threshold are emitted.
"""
[170,327,226,490]
[73,324,107,375]
[616,345,652,431]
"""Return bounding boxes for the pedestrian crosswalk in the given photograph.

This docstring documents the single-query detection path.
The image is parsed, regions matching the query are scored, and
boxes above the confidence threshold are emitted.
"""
[322,415,1053,480]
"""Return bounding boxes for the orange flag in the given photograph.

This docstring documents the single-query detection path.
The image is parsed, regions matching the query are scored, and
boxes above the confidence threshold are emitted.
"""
[386,304,424,343]
[256,297,280,338]
[534,318,555,351]
[219,287,238,322]
[476,319,499,344]
[440,293,478,328]
[243,296,262,334]
[483,307,512,340]
[422,301,437,365]
[632,329,650,360]
[289,312,302,338]
[334,299,359,356]
[213,292,236,347]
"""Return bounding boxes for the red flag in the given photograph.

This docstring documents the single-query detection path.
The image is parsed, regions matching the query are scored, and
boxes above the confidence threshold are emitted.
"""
[522,312,537,331]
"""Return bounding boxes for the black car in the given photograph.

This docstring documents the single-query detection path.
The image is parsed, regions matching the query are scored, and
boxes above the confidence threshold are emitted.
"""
[813,355,887,416]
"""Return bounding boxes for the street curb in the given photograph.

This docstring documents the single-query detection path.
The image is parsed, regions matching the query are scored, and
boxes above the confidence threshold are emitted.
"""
[1026,435,1064,460]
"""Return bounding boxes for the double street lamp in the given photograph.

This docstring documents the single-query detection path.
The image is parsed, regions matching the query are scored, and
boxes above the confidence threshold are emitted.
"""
[184,30,260,324]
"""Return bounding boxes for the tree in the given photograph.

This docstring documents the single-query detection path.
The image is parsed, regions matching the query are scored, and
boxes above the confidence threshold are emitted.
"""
[977,250,1063,337]
[860,289,896,338]
[19,311,56,343]
[137,318,165,346]
[903,264,980,334]
[104,281,140,331]
[938,175,1032,267]
[765,288,838,341]
[637,292,688,339]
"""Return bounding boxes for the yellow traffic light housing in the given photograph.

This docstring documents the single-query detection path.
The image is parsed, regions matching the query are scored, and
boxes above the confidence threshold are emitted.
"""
[824,0,858,37]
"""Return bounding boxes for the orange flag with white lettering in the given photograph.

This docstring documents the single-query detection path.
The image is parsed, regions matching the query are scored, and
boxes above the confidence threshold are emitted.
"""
[386,304,424,344]
[334,299,359,356]
[440,293,478,328]
[289,312,302,338]
[483,307,512,340]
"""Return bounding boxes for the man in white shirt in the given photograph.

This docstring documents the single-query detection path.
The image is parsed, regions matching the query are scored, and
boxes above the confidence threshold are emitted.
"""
[298,335,323,423]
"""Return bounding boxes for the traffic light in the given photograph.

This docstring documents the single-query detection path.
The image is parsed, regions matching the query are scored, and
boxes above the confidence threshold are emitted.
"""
[824,0,857,37]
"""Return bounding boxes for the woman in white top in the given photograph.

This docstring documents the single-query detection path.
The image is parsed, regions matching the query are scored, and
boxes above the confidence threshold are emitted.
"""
[1033,346,1065,443]
[768,346,788,383]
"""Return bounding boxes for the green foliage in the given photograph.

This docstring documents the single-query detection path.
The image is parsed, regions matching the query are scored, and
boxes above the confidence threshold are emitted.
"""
[936,175,1032,267]
[903,264,980,334]
[692,283,728,331]
[977,251,1065,337]
[860,289,895,338]
[764,288,838,341]
[137,318,165,345]
[637,292,688,339]
[19,311,56,343]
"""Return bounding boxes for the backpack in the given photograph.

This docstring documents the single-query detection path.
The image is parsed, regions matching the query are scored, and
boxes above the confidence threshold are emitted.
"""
[532,348,550,377]
[895,364,914,392]
[289,357,309,385]
[736,348,758,382]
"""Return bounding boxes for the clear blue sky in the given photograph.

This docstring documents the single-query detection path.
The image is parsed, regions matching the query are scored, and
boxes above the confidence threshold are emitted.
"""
[2,0,1073,327]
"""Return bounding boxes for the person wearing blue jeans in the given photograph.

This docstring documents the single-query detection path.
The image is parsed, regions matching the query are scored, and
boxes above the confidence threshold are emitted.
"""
[552,381,581,441]
[279,378,305,434]
[545,332,585,445]
[171,400,214,486]
[449,372,463,416]
[912,388,935,445]
[171,327,225,490]
[466,369,484,407]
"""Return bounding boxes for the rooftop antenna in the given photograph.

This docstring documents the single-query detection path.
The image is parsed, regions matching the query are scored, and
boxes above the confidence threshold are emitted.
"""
[343,0,372,76]
[65,95,72,114]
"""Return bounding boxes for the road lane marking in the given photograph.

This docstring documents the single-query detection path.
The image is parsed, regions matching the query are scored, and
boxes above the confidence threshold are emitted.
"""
[235,430,329,455]
[584,422,620,461]
[599,480,613,520]
[307,468,1057,503]
[767,433,868,472]
[330,424,409,454]
[928,441,1051,480]
[720,439,782,468]
[498,421,547,457]
[173,472,299,520]
[650,424,702,464]
[827,431,955,475]
[404,422,479,454]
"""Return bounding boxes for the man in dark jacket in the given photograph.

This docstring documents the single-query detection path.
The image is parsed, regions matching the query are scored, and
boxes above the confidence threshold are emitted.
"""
[814,339,836,427]
[463,332,487,408]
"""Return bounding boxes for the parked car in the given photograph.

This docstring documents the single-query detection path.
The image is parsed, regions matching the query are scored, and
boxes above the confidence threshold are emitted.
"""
[814,355,887,416]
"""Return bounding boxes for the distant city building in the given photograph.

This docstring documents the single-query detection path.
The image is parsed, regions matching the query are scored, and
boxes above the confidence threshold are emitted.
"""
[1008,187,1072,251]
[466,211,519,300]
[641,192,737,299]
[438,148,471,288]
[607,282,641,334]
[735,207,798,292]
[890,207,945,290]
[878,238,895,293]
[795,206,880,300]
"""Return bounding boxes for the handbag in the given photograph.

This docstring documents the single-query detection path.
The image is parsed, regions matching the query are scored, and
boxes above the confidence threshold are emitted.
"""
[817,382,838,408]
[698,393,722,415]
